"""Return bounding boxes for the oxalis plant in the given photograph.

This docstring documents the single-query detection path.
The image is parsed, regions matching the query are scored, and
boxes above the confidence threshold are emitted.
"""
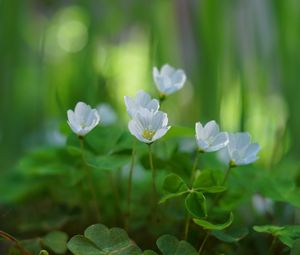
[1,64,300,255]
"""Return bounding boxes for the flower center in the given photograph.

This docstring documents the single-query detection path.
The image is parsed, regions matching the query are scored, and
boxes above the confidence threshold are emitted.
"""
[142,129,156,140]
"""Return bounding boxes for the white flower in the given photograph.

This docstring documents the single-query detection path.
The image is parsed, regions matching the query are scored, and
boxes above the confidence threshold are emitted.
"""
[128,108,170,143]
[124,90,159,118]
[153,64,186,95]
[96,103,117,126]
[67,102,100,136]
[195,121,228,152]
[252,194,273,215]
[219,132,260,166]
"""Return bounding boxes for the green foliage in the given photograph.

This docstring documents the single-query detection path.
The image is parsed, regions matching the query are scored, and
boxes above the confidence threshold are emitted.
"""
[67,225,198,255]
[193,169,226,193]
[67,224,142,255]
[1,1,300,254]
[86,154,131,171]
[185,192,207,218]
[291,239,300,255]
[42,231,68,254]
[193,212,234,231]
[156,235,198,255]
[162,126,194,140]
[211,227,248,243]
[253,225,300,248]
[159,174,189,203]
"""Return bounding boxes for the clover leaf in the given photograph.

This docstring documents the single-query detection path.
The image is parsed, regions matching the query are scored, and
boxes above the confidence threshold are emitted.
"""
[253,225,300,248]
[67,224,142,255]
[156,235,198,255]
[159,174,189,203]
[193,212,234,231]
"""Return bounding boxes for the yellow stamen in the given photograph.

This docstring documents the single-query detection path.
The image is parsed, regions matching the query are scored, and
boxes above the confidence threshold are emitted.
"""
[142,129,156,140]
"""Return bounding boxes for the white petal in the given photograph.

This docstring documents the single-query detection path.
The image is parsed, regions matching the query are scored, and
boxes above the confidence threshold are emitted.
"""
[124,96,137,117]
[85,109,100,127]
[231,150,241,163]
[128,120,148,143]
[80,127,92,136]
[77,129,88,136]
[136,90,151,107]
[237,155,259,166]
[67,120,81,135]
[235,132,251,149]
[67,110,76,126]
[155,76,167,94]
[152,111,168,130]
[218,147,231,165]
[136,109,152,129]
[204,120,219,138]
[146,99,160,112]
[128,120,141,136]
[153,67,160,79]
[74,102,91,117]
[197,139,209,151]
[172,70,186,90]
[152,126,171,141]
[161,64,175,76]
[195,122,204,140]
[245,143,260,158]
[207,132,229,152]
[128,120,139,137]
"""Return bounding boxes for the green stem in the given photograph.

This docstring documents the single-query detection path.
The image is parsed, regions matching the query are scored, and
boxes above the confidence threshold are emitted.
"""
[148,144,156,194]
[198,231,210,255]
[191,152,200,184]
[184,152,200,240]
[267,236,277,255]
[110,173,121,220]
[126,139,136,230]
[79,137,101,222]
[212,165,233,207]
[0,230,31,255]
[222,165,232,185]
[184,214,191,240]
[159,94,166,105]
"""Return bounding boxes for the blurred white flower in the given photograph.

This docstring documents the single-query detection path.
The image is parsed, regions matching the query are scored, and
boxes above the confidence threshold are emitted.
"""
[96,103,117,126]
[124,90,159,118]
[45,120,66,146]
[179,138,197,153]
[67,101,100,136]
[195,121,228,152]
[153,64,186,95]
[128,108,170,143]
[252,194,273,215]
[219,132,260,166]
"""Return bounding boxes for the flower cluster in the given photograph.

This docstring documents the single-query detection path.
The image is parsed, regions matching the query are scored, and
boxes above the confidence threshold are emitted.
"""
[124,91,170,144]
[123,63,186,144]
[67,63,260,166]
[195,121,260,167]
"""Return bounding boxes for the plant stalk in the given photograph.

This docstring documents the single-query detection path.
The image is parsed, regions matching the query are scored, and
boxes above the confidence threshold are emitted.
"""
[0,230,31,255]
[184,214,191,240]
[184,152,200,240]
[267,236,277,255]
[148,144,156,194]
[222,165,232,185]
[190,152,200,184]
[79,137,101,222]
[198,231,210,255]
[126,139,136,230]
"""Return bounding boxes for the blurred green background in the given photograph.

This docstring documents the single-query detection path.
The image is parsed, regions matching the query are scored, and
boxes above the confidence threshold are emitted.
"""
[0,0,299,169]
